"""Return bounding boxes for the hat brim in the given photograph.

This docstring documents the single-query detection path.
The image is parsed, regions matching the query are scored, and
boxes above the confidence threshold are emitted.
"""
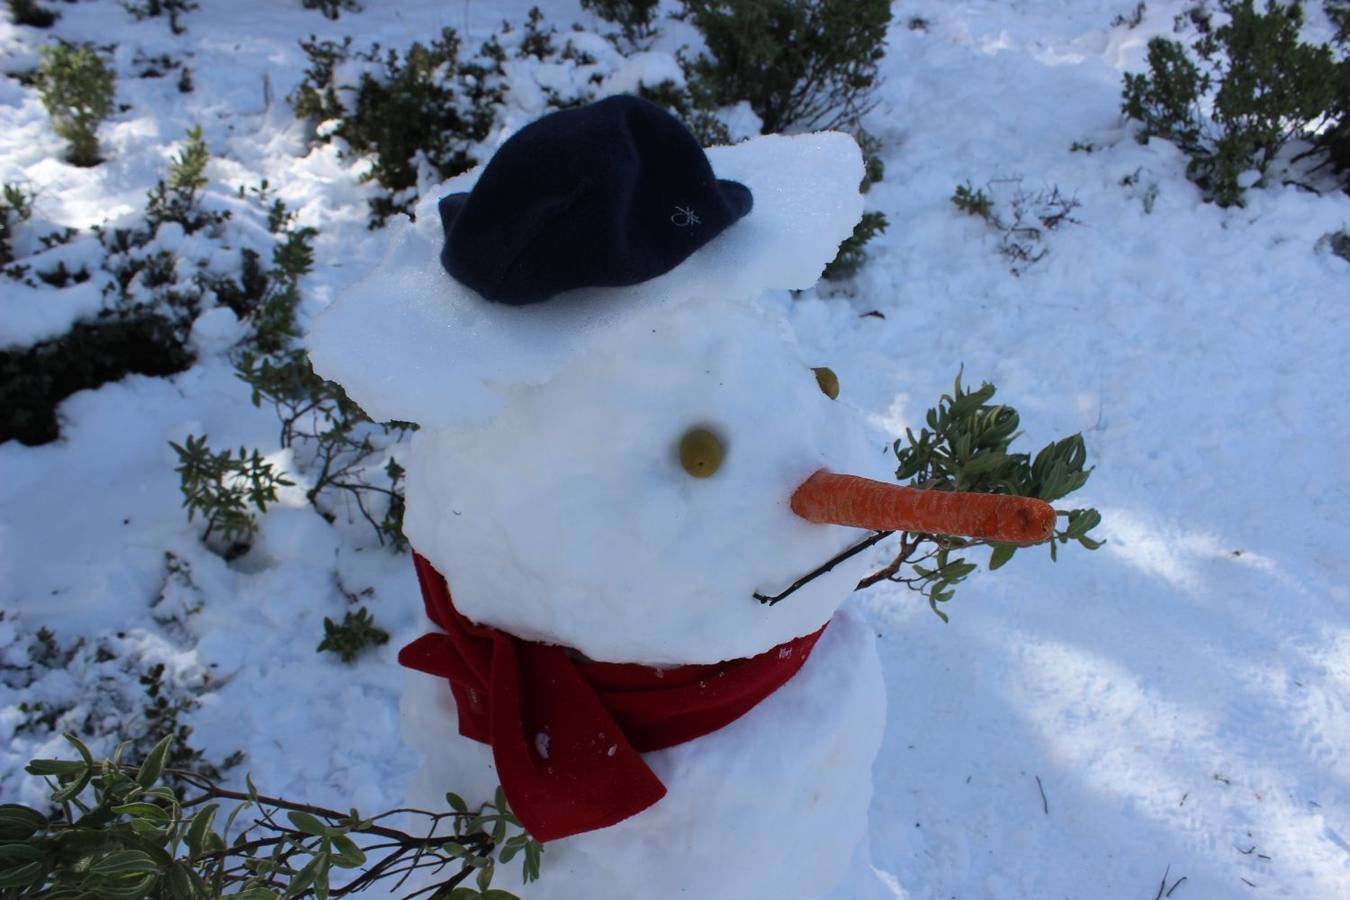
[306,131,864,429]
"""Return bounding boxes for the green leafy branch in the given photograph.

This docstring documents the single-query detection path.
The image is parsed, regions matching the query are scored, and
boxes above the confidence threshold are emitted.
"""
[857,372,1102,620]
[3,734,543,899]
[169,434,292,551]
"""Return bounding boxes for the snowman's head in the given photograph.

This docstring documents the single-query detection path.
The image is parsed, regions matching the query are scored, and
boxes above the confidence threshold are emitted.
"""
[308,99,1049,665]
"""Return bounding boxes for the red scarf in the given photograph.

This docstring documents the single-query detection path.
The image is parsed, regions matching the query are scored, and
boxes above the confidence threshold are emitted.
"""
[398,552,826,842]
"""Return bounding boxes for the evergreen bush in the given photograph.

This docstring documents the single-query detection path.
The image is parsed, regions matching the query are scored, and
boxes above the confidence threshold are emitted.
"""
[1121,0,1342,206]
[122,0,197,34]
[316,606,389,663]
[0,182,33,267]
[581,0,661,49]
[7,0,57,27]
[679,0,891,133]
[36,43,116,167]
[301,0,361,19]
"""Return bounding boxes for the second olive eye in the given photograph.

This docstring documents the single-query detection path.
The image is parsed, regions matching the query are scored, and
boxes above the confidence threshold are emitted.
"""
[678,427,724,478]
[812,367,840,400]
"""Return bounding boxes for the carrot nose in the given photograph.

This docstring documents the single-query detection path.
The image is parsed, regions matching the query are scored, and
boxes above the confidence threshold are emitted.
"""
[790,470,1055,544]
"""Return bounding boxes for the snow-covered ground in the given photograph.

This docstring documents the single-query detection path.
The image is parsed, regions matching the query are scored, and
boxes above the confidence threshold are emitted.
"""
[3,1,1349,898]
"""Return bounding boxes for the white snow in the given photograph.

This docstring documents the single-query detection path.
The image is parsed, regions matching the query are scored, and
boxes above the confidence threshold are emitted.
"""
[2,1,1349,899]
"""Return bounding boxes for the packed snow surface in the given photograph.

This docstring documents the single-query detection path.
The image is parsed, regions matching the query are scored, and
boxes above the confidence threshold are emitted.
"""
[3,1,1350,898]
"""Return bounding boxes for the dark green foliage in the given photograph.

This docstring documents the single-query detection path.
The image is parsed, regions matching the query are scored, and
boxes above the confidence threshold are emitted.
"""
[122,0,197,34]
[680,0,892,133]
[7,734,542,898]
[822,210,887,280]
[1,182,33,266]
[290,28,504,226]
[581,0,661,49]
[951,181,994,219]
[7,0,57,27]
[0,315,193,445]
[316,607,389,663]
[301,0,361,19]
[1112,2,1148,27]
[1122,1,1342,205]
[144,126,221,234]
[169,434,292,552]
[36,43,116,167]
[863,374,1102,620]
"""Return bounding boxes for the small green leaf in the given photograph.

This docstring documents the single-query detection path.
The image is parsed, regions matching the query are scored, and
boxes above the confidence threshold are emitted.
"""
[446,792,469,815]
[0,805,47,841]
[137,735,173,788]
[988,544,1017,570]
[88,850,159,877]
[0,860,44,889]
[286,810,328,836]
[476,858,495,891]
[330,834,365,868]
[111,802,170,822]
[185,803,219,857]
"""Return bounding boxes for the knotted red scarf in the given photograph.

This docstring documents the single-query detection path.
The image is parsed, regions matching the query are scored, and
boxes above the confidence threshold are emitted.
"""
[398,552,825,843]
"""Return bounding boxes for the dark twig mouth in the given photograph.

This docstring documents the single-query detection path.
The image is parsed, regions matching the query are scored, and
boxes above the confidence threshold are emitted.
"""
[754,530,892,606]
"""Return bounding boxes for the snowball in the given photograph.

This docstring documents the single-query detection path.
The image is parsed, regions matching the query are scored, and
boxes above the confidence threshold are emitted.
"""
[305,131,864,430]
[189,306,245,356]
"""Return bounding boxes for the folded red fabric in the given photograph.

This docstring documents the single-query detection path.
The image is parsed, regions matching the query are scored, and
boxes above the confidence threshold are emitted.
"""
[398,551,826,842]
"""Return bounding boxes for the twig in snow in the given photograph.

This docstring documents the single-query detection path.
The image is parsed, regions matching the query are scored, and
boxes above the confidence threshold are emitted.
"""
[1034,774,1048,815]
[1153,865,1188,899]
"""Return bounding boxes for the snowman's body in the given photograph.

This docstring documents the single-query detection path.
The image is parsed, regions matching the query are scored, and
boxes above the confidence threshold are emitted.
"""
[401,606,885,898]
[308,120,899,898]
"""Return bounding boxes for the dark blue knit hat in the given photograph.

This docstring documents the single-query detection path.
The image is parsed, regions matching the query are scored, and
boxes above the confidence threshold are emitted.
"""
[437,95,753,306]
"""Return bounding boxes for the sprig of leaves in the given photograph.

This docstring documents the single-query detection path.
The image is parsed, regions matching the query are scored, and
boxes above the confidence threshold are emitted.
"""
[3,734,543,899]
[860,372,1103,620]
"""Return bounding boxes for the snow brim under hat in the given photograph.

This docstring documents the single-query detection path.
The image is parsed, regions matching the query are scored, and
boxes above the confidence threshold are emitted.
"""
[306,131,864,429]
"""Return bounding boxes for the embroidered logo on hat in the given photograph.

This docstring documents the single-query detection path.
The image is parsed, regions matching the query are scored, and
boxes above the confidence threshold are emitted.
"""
[437,95,753,306]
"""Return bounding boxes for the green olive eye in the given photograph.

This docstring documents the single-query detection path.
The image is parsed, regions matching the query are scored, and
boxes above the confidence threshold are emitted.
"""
[678,427,724,478]
[812,366,840,400]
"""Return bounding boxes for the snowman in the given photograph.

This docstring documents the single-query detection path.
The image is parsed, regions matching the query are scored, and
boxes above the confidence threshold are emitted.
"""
[307,96,1053,898]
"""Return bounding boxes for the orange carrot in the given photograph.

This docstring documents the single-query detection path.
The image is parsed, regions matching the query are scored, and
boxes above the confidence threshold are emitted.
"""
[790,470,1055,545]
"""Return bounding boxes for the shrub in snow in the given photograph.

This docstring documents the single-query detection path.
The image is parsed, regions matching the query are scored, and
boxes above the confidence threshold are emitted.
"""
[1121,0,1342,206]
[7,0,57,28]
[0,183,33,267]
[950,178,1082,275]
[679,0,891,133]
[301,0,361,20]
[169,434,293,557]
[290,28,504,227]
[4,734,544,898]
[1319,1,1350,180]
[822,210,887,280]
[581,0,661,50]
[122,0,197,35]
[36,43,116,167]
[316,606,389,663]
[0,129,314,446]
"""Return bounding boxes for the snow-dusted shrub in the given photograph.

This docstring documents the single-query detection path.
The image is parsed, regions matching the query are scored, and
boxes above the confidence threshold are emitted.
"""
[1320,1,1350,180]
[581,0,661,49]
[289,9,620,226]
[36,43,116,167]
[122,0,197,34]
[679,0,891,133]
[290,28,504,226]
[1121,0,1342,206]
[822,211,887,280]
[169,434,293,556]
[301,0,361,19]
[4,733,543,898]
[316,606,389,663]
[0,130,314,446]
[7,0,57,28]
[0,183,33,267]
